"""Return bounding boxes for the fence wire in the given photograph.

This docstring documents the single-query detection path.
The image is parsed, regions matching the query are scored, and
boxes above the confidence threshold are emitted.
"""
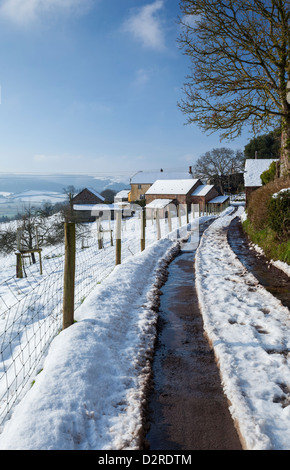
[0,207,202,428]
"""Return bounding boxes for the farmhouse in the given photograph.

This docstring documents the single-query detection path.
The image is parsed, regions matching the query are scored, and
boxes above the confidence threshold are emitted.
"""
[145,178,202,209]
[244,159,277,205]
[129,167,195,202]
[72,188,106,222]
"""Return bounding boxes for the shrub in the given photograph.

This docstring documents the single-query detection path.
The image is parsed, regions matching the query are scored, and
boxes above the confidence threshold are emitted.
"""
[260,161,277,185]
[267,189,290,240]
[247,176,290,231]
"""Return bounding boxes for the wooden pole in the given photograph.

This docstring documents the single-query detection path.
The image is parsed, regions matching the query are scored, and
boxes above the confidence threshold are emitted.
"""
[168,207,172,232]
[115,210,121,265]
[38,250,43,275]
[141,208,146,251]
[156,208,161,240]
[16,252,23,279]
[63,222,76,330]
[109,217,113,246]
[178,205,181,227]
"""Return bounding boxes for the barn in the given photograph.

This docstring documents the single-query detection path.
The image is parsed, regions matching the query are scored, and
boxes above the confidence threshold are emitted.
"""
[191,184,220,211]
[72,188,106,222]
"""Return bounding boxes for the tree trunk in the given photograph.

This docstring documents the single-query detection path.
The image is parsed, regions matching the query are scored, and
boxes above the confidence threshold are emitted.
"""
[280,113,290,177]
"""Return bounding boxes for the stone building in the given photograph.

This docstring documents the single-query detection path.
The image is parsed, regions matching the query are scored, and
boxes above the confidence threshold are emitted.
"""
[191,184,220,211]
[145,178,202,208]
[129,167,195,202]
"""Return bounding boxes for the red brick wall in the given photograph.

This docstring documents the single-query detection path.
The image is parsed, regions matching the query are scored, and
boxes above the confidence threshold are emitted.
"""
[191,187,220,210]
[145,180,202,206]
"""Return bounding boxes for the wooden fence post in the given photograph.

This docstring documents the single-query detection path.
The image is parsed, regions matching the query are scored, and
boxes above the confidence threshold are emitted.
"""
[15,228,23,278]
[141,208,146,251]
[16,253,23,279]
[115,210,122,265]
[109,217,113,246]
[156,209,161,240]
[63,222,76,330]
[168,207,172,232]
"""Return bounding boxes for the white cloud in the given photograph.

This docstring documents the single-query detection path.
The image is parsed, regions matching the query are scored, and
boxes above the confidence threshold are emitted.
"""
[0,0,93,24]
[122,0,166,51]
[134,68,150,87]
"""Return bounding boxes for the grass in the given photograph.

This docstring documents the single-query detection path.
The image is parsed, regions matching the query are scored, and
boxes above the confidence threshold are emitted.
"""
[243,175,290,265]
[242,218,290,264]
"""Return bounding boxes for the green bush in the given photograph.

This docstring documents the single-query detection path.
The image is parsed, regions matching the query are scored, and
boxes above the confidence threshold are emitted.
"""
[260,161,277,185]
[245,177,290,264]
[267,189,290,240]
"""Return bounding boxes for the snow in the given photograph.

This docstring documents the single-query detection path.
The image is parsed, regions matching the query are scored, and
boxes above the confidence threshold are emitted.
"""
[0,205,289,450]
[195,206,290,450]
[244,159,277,187]
[272,188,290,198]
[145,199,173,209]
[73,204,114,211]
[146,179,199,195]
[0,239,180,450]
[84,188,105,201]
[115,190,130,199]
[8,190,67,203]
[208,195,229,204]
[191,184,214,196]
[130,171,194,184]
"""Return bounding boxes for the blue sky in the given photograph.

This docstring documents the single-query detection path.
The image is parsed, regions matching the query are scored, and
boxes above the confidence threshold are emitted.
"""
[0,0,251,177]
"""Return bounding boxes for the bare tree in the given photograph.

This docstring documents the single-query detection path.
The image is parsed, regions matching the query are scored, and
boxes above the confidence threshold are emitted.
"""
[178,0,290,176]
[0,207,65,256]
[193,147,245,193]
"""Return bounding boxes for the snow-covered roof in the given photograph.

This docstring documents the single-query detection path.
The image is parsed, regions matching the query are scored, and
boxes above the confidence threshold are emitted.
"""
[191,184,214,196]
[87,188,105,201]
[208,195,229,204]
[146,179,199,195]
[131,171,194,184]
[115,190,130,199]
[73,204,114,211]
[244,159,277,187]
[146,199,173,209]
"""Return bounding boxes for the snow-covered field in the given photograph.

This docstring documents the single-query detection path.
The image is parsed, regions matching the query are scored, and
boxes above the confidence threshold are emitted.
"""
[0,205,289,450]
[0,206,196,447]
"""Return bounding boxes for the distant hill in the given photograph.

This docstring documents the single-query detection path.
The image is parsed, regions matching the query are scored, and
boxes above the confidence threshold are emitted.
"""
[0,173,129,194]
[0,173,130,219]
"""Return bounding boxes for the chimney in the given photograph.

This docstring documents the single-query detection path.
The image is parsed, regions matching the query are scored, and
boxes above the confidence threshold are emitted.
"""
[189,165,192,174]
[160,168,163,172]
[255,151,258,159]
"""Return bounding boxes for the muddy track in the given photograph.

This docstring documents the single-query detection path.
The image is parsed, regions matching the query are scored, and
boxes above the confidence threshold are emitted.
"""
[227,216,290,310]
[142,220,242,450]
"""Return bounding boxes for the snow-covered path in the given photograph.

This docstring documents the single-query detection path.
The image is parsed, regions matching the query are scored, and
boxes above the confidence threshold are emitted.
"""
[0,206,289,450]
[195,206,290,450]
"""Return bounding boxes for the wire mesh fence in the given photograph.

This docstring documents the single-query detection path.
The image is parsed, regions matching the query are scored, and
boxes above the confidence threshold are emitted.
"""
[0,203,207,428]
